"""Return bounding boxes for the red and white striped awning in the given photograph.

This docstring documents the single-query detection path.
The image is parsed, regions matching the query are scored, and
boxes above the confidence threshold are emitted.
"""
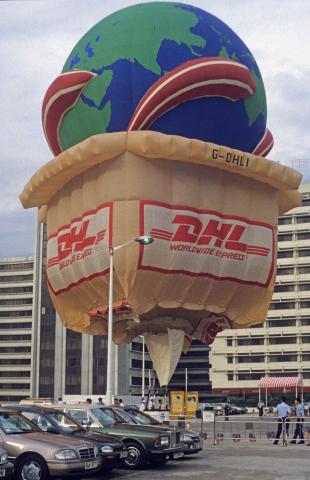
[258,376,303,389]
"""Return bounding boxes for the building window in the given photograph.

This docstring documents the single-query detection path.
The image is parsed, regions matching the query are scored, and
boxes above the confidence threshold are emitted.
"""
[237,372,263,381]
[268,319,296,327]
[277,234,293,242]
[226,338,233,347]
[302,354,310,361]
[301,301,310,308]
[0,263,33,271]
[0,275,33,283]
[269,302,295,310]
[237,355,264,363]
[0,286,33,294]
[277,250,294,259]
[276,267,294,275]
[273,284,295,293]
[237,338,264,346]
[297,232,310,240]
[301,319,310,326]
[278,217,292,225]
[0,299,32,306]
[131,359,153,369]
[131,376,142,386]
[227,356,233,364]
[0,359,31,365]
[298,266,310,274]
[296,215,310,224]
[227,372,233,381]
[0,311,32,318]
[269,336,296,345]
[269,354,297,362]
[297,249,310,258]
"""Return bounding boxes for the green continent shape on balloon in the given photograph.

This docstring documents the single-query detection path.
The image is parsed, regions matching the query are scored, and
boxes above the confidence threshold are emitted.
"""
[60,3,206,147]
[60,72,112,150]
[244,71,267,127]
[62,3,205,76]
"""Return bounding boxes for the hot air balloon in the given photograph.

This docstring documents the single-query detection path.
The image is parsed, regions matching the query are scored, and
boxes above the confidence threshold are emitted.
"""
[20,2,302,388]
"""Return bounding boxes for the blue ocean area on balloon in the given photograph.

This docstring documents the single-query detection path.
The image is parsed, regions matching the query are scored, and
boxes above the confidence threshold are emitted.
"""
[56,1,269,156]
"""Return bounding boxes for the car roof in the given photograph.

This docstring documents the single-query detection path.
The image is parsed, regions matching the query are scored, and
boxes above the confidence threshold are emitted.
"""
[9,405,69,415]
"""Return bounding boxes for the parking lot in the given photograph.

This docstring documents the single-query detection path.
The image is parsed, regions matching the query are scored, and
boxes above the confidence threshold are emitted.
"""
[84,443,310,480]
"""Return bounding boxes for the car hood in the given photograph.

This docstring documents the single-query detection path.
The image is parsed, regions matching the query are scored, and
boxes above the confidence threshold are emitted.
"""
[71,430,124,448]
[5,431,94,448]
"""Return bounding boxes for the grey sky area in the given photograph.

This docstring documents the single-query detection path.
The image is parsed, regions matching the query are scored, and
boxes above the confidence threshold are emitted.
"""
[1,0,309,257]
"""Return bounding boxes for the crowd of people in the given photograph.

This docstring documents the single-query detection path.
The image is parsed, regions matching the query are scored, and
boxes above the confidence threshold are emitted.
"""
[140,392,169,411]
[257,396,306,445]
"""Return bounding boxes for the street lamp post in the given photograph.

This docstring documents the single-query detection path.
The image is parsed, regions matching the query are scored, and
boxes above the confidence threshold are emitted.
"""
[106,235,154,405]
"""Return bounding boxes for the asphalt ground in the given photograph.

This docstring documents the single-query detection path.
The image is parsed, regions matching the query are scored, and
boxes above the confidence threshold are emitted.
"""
[83,442,310,480]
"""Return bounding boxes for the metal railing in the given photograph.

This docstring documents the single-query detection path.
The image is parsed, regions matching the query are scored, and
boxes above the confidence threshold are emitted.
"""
[170,415,310,446]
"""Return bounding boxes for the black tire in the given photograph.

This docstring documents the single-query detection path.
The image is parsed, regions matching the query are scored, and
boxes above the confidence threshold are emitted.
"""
[16,454,49,480]
[122,442,146,470]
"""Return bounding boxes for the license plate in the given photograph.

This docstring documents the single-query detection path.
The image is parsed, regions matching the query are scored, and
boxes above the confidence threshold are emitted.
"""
[173,451,184,459]
[193,442,202,449]
[85,461,97,470]
[0,470,5,477]
[120,451,128,458]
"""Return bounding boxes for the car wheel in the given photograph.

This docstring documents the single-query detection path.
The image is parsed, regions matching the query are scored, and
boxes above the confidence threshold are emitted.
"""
[122,442,146,469]
[16,454,49,480]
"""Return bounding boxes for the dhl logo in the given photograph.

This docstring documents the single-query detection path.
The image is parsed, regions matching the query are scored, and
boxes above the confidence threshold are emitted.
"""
[150,214,270,257]
[47,220,105,268]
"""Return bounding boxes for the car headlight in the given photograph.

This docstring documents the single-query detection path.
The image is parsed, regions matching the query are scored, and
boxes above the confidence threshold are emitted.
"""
[55,449,78,460]
[160,435,169,447]
[101,446,114,454]
[0,453,7,464]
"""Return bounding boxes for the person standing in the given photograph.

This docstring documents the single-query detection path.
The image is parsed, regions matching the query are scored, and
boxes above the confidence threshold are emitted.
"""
[257,399,265,418]
[273,396,291,445]
[290,397,304,444]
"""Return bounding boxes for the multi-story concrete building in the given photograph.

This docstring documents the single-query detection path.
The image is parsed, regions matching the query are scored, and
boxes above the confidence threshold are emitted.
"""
[210,183,310,400]
[0,256,34,402]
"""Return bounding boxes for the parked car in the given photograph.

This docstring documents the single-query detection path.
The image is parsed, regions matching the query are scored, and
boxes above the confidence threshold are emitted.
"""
[121,407,203,455]
[12,404,127,474]
[222,404,246,415]
[0,447,14,479]
[55,403,185,469]
[0,408,101,479]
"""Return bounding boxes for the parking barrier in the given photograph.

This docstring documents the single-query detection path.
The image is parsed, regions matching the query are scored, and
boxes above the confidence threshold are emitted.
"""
[170,415,310,446]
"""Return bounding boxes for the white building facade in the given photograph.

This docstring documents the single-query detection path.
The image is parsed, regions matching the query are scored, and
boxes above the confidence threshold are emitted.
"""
[0,256,34,402]
[210,183,310,398]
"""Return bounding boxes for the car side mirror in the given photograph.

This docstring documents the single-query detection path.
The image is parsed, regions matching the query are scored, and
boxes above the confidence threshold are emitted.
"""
[46,426,58,434]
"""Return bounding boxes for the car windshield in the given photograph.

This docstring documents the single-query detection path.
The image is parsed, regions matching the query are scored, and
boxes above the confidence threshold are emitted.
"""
[92,408,120,427]
[48,412,83,433]
[0,412,37,434]
[125,409,159,425]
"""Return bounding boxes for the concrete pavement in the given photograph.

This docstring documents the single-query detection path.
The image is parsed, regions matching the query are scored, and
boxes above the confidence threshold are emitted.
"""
[83,442,310,480]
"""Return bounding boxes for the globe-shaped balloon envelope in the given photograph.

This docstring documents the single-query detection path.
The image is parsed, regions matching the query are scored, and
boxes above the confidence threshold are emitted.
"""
[20,2,302,386]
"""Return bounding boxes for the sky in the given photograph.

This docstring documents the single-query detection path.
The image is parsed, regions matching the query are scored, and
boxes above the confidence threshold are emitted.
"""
[1,0,310,258]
